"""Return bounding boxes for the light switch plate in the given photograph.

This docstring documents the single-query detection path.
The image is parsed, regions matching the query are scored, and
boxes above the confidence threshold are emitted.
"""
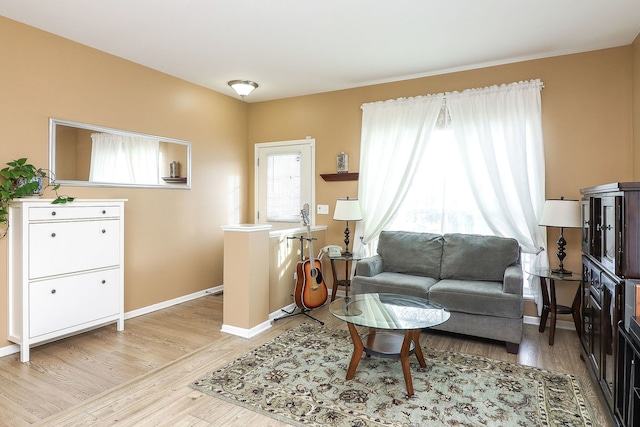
[317,204,329,214]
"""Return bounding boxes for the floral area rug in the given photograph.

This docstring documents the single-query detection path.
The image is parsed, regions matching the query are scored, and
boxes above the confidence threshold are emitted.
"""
[190,323,593,427]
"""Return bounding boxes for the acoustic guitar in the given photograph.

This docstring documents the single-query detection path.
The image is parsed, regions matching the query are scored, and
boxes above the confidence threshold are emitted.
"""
[294,204,328,310]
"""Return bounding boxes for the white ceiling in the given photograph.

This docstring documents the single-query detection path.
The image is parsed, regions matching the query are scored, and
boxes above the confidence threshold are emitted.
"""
[2,1,640,103]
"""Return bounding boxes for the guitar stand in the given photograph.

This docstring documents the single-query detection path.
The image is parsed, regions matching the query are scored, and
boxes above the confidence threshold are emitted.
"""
[273,235,325,326]
[273,306,324,325]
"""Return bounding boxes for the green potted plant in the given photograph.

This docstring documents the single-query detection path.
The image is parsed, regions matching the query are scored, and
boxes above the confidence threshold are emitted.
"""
[0,158,74,236]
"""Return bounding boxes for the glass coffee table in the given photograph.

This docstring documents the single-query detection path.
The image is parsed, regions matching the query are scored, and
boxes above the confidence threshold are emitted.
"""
[329,293,450,396]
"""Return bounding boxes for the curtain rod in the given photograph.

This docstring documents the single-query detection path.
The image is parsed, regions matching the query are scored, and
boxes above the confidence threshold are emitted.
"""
[362,79,544,108]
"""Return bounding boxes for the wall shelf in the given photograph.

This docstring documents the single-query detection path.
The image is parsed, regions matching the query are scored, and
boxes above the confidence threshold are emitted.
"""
[320,172,359,181]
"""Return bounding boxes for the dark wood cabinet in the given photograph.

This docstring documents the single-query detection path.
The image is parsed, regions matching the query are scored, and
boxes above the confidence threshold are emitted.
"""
[581,182,640,423]
[617,320,640,426]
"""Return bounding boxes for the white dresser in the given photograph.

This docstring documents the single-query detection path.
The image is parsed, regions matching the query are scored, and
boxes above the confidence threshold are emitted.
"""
[7,199,126,362]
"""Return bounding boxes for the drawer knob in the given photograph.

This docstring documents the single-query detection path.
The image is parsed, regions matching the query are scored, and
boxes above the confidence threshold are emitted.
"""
[51,211,56,216]
[102,210,106,214]
[51,289,56,294]
[102,280,106,284]
[51,232,56,238]
[101,229,106,234]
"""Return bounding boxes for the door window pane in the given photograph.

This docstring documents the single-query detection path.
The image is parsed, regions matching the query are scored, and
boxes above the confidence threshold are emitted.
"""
[266,153,301,222]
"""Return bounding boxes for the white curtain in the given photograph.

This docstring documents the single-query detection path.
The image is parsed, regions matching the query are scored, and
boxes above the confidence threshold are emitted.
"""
[356,94,445,251]
[89,133,121,182]
[355,79,547,313]
[90,133,160,185]
[447,80,547,311]
[126,136,161,184]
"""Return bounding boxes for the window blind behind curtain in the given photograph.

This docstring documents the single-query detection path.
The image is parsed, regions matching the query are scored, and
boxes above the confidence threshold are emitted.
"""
[355,79,546,312]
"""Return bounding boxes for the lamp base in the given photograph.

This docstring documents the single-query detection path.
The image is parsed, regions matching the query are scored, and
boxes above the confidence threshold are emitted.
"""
[551,267,572,275]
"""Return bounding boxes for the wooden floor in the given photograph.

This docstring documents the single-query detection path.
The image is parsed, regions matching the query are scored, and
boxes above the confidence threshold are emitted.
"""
[0,294,614,426]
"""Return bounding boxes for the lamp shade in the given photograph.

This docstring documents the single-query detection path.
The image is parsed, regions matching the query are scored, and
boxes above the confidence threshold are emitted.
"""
[333,198,363,221]
[539,198,581,228]
[228,80,258,97]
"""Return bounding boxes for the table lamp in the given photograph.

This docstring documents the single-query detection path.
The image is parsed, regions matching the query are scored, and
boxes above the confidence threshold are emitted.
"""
[333,197,363,256]
[539,196,581,275]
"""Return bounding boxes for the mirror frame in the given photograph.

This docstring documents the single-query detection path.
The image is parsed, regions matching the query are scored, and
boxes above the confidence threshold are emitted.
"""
[49,118,192,189]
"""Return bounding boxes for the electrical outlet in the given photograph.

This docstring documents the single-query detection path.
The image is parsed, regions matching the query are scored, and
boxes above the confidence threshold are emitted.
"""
[317,204,329,214]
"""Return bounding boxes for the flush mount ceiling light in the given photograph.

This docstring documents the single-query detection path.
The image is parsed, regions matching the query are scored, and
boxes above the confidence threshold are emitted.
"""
[228,80,258,98]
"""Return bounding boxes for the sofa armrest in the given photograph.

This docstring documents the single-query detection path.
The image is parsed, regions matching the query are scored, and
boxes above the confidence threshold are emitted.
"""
[355,255,383,277]
[503,264,523,296]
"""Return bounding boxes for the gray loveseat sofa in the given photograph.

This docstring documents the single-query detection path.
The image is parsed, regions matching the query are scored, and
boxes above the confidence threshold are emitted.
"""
[351,231,523,353]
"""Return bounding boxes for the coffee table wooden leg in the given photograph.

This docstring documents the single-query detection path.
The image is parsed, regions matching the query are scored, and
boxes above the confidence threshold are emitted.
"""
[346,323,364,380]
[412,329,426,368]
[401,330,415,396]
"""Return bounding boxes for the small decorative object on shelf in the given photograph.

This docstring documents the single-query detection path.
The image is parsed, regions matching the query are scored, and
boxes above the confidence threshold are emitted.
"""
[336,152,348,174]
[169,161,180,178]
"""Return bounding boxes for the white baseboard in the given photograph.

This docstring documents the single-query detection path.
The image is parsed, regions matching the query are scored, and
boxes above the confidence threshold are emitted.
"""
[220,320,272,339]
[270,303,298,320]
[524,314,576,331]
[0,343,20,359]
[124,285,223,320]
[0,284,224,359]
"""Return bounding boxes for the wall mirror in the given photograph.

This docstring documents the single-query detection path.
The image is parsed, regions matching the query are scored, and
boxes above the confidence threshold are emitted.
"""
[49,118,191,189]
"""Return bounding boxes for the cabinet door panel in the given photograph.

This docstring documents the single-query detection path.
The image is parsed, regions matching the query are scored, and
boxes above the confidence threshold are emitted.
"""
[600,280,616,406]
[29,269,120,338]
[581,199,591,254]
[590,293,603,376]
[581,261,591,351]
[29,220,120,279]
[600,196,622,275]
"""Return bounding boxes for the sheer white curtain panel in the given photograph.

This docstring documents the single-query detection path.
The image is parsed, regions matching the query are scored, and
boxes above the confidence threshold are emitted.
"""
[125,136,160,185]
[90,133,160,184]
[89,133,123,183]
[447,79,547,311]
[355,94,445,254]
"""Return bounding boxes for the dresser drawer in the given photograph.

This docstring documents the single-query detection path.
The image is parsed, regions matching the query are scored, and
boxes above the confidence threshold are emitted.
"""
[28,205,121,221]
[29,269,120,338]
[29,219,120,279]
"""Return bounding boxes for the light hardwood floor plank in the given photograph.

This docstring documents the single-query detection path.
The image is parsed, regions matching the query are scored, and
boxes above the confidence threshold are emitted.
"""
[0,293,615,426]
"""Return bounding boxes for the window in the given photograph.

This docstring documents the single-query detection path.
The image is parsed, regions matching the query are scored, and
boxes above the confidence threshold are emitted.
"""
[265,153,302,223]
[359,81,546,304]
[255,139,315,228]
[387,128,491,235]
[386,127,536,298]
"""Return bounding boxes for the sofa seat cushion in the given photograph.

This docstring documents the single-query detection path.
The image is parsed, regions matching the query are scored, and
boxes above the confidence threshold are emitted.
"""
[428,279,523,319]
[378,231,443,278]
[350,272,438,299]
[440,233,520,281]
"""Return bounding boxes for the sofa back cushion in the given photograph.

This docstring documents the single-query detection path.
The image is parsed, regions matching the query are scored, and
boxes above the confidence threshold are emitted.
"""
[440,233,520,281]
[378,231,443,278]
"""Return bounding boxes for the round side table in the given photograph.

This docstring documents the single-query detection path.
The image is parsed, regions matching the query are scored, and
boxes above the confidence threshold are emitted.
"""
[529,268,582,346]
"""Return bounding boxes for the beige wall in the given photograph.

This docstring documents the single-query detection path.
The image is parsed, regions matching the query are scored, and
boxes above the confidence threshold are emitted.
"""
[1,15,639,350]
[248,46,636,318]
[0,17,249,348]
